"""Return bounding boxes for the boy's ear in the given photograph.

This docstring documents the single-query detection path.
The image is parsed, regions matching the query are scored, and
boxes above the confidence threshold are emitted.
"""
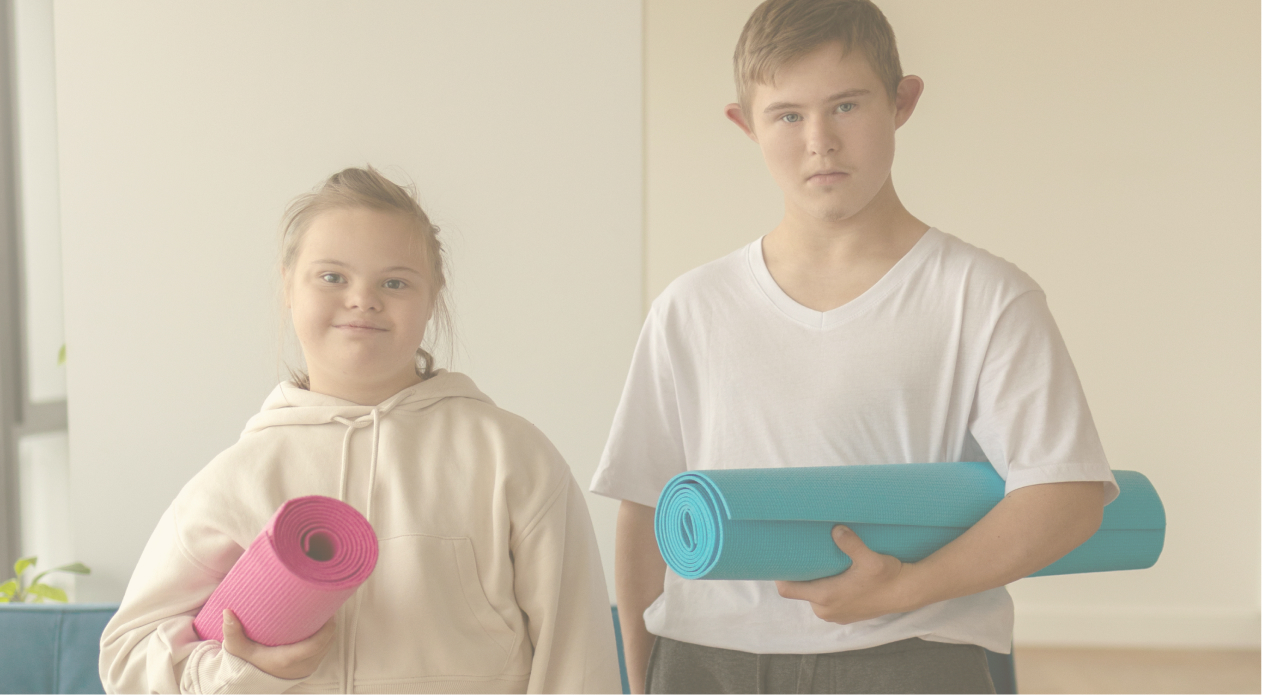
[894,75,925,129]
[725,103,759,142]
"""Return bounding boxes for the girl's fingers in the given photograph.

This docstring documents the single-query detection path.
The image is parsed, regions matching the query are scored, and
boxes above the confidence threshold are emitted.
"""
[221,609,255,660]
[283,618,337,659]
[219,610,335,679]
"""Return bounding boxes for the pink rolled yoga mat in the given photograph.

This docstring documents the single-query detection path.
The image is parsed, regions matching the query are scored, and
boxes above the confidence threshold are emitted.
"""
[193,495,378,646]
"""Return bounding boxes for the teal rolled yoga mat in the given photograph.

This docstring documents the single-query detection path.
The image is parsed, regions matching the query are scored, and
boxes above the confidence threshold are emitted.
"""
[655,462,1164,581]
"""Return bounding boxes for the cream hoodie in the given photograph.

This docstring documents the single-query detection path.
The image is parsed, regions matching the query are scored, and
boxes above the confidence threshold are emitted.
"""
[99,371,621,694]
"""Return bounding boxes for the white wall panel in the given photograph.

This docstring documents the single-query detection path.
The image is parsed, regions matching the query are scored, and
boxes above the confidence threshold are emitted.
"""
[57,0,641,602]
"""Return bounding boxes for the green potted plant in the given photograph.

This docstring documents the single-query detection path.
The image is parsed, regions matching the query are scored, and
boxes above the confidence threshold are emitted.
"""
[0,556,90,603]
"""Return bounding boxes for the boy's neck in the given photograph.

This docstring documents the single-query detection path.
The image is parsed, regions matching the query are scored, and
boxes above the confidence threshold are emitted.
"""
[763,179,929,313]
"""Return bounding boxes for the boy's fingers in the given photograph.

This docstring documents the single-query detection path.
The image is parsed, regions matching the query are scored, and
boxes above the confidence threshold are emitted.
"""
[831,525,872,560]
[774,579,818,603]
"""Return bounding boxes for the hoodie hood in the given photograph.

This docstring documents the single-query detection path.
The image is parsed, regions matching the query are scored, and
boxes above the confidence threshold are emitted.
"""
[239,370,498,573]
[242,369,494,436]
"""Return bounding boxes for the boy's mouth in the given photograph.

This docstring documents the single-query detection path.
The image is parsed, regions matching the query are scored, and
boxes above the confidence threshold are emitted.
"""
[807,170,848,184]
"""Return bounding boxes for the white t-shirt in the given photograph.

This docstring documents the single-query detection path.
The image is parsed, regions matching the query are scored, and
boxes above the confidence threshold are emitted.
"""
[590,228,1118,655]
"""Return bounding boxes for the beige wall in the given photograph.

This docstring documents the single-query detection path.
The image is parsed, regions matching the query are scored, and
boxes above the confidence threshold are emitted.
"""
[51,0,1260,650]
[57,0,641,602]
[646,0,1260,647]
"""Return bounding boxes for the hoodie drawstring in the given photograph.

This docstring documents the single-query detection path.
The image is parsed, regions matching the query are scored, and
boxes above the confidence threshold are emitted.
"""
[329,401,396,694]
[333,408,382,521]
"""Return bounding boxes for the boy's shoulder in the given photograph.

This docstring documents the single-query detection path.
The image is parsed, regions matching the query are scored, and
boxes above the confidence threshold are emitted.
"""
[925,228,1044,303]
[649,240,755,319]
[662,241,752,296]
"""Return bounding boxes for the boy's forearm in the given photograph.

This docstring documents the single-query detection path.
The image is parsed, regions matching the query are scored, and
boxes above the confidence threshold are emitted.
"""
[899,481,1106,610]
[615,500,667,694]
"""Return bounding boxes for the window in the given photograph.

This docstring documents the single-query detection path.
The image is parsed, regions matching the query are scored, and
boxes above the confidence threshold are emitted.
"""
[1,0,70,590]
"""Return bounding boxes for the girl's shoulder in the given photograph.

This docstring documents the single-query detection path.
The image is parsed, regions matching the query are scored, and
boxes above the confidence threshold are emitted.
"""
[412,394,571,479]
[396,389,576,519]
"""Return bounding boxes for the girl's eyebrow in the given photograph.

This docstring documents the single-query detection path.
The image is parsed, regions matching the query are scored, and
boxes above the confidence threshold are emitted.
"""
[763,88,871,113]
[310,259,423,276]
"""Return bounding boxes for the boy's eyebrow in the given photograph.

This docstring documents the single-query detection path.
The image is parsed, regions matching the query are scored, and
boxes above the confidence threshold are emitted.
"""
[310,259,423,276]
[763,89,872,114]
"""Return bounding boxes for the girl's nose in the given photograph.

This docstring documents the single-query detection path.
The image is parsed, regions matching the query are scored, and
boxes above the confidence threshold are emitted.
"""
[346,284,382,312]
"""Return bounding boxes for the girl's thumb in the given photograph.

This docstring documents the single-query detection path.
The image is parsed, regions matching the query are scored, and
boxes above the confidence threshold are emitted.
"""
[221,609,251,656]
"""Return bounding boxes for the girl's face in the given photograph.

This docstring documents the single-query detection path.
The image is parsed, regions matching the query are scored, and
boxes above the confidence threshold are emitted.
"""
[286,207,433,404]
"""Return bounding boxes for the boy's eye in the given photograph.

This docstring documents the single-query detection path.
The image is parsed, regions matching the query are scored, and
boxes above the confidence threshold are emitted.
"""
[320,272,345,284]
[383,279,407,290]
[836,103,855,113]
[781,113,802,123]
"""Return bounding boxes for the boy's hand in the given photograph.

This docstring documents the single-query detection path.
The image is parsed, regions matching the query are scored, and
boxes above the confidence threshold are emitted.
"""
[775,526,916,625]
[221,609,336,680]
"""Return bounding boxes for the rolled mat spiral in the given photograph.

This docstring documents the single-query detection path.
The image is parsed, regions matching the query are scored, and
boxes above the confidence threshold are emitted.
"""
[655,462,1164,581]
[193,495,378,646]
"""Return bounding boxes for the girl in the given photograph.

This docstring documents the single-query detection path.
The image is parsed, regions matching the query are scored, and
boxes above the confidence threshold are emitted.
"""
[99,167,621,694]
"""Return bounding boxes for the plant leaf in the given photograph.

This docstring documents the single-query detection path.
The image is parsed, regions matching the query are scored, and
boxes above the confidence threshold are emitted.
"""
[30,562,92,586]
[0,579,16,597]
[14,556,36,577]
[58,344,66,366]
[26,583,67,602]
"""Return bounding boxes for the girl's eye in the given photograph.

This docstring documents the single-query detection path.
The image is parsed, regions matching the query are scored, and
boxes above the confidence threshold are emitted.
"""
[320,273,344,284]
[837,103,856,113]
[383,279,407,290]
[781,113,802,123]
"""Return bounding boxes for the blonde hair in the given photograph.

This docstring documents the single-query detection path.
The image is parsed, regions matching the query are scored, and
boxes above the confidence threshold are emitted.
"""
[280,166,451,388]
[734,0,903,117]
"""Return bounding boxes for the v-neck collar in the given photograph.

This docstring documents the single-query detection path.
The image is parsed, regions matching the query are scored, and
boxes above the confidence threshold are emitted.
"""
[746,228,941,330]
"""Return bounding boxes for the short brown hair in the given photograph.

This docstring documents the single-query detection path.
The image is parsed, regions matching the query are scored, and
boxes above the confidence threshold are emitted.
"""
[734,0,903,116]
[280,166,451,385]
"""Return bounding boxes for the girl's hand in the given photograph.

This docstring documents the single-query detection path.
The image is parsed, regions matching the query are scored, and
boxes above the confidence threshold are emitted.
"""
[220,609,336,680]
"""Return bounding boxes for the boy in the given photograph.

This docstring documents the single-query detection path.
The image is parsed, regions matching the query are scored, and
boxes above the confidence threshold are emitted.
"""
[590,0,1118,692]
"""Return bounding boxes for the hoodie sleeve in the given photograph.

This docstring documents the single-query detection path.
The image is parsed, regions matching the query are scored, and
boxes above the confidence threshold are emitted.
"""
[511,475,622,694]
[99,504,307,694]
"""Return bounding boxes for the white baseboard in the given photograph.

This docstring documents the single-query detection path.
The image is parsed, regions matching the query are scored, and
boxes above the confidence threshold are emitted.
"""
[1014,606,1261,648]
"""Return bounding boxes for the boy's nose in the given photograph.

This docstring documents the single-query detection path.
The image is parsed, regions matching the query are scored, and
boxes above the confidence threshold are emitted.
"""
[807,122,841,156]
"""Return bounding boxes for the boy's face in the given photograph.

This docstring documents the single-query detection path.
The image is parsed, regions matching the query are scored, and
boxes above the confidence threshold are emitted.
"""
[727,42,921,226]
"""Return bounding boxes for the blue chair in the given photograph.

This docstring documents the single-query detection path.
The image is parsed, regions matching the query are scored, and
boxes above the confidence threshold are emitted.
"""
[0,603,119,694]
[610,606,1016,694]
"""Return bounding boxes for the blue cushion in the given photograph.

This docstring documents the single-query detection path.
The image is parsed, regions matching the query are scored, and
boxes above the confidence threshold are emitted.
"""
[0,603,119,694]
[0,602,1014,693]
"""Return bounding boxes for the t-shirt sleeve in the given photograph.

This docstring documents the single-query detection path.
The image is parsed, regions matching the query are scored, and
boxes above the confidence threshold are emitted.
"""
[589,301,688,508]
[969,290,1120,503]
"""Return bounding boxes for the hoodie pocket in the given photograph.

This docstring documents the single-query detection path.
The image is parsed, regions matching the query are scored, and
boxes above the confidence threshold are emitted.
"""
[351,534,522,680]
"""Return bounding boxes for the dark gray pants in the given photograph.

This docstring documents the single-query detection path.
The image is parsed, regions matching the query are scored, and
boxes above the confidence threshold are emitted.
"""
[645,636,996,694]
